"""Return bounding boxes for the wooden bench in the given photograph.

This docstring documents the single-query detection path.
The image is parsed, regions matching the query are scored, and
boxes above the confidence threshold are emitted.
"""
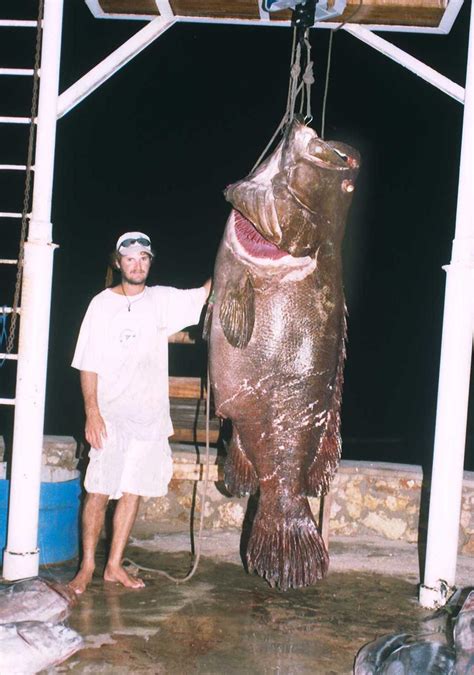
[168,331,220,446]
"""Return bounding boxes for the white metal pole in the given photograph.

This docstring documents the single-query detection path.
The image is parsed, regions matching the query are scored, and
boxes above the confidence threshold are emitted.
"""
[419,0,474,609]
[3,0,64,581]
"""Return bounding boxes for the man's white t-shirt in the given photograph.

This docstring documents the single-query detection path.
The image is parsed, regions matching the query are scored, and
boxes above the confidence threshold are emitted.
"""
[71,285,206,498]
[73,284,205,439]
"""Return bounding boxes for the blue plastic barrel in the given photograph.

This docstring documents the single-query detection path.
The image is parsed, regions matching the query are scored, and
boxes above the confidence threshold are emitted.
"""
[0,475,81,565]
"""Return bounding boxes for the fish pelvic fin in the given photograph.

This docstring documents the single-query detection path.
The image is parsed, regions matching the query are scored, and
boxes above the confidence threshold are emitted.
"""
[306,311,346,497]
[219,274,255,349]
[224,429,258,497]
[247,493,328,591]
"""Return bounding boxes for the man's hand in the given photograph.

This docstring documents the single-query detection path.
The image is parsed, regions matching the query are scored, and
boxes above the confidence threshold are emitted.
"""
[85,410,107,449]
[203,278,212,301]
[80,371,107,449]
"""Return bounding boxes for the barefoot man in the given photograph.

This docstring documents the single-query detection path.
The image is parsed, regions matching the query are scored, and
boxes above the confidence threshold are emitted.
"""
[69,231,211,593]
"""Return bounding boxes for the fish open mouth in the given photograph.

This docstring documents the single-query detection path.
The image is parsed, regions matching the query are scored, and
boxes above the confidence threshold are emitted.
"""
[234,210,287,260]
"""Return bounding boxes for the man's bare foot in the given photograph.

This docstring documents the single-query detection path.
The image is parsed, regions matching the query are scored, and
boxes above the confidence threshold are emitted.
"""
[103,564,145,589]
[68,566,95,595]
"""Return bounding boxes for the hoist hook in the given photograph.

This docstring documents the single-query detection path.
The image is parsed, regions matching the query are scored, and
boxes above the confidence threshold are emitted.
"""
[292,0,317,44]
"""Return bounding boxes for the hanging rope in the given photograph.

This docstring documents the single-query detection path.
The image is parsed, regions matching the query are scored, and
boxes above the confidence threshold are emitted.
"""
[321,30,334,139]
[320,0,365,140]
[301,31,315,121]
[251,25,315,173]
[6,0,44,355]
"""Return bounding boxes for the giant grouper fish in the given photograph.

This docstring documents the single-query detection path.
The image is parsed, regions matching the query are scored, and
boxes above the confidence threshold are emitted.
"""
[208,118,360,590]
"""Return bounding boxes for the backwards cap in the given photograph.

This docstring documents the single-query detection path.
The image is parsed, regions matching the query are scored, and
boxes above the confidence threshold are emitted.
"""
[116,231,154,257]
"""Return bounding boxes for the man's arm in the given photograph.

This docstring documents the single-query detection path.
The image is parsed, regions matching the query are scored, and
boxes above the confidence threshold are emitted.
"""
[203,278,212,301]
[80,370,107,449]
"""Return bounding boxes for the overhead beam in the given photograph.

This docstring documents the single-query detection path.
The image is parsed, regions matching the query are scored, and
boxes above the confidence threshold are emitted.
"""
[57,14,176,118]
[343,24,465,103]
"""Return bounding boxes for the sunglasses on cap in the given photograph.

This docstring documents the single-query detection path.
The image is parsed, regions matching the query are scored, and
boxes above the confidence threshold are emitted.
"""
[119,237,151,248]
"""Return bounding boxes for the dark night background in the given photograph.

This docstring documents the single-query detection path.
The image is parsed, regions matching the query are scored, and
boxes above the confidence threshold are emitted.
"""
[0,0,472,470]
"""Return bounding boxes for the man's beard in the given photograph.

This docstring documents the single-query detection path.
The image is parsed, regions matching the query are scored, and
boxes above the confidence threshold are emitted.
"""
[122,270,149,285]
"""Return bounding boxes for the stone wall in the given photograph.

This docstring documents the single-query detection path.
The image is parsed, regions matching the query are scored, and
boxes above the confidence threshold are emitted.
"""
[137,452,474,556]
[1,436,473,555]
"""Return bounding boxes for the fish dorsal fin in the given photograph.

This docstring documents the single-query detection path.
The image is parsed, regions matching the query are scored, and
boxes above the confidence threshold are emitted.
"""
[219,274,255,349]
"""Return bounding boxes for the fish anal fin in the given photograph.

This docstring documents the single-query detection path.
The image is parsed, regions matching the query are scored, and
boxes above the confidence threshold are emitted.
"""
[224,429,258,497]
[219,275,255,349]
[306,423,342,497]
[306,315,346,497]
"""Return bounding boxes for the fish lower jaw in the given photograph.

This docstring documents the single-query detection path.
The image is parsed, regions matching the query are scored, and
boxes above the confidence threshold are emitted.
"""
[227,217,316,281]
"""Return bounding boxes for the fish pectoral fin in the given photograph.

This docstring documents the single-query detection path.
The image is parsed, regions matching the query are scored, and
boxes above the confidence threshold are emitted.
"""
[219,275,255,349]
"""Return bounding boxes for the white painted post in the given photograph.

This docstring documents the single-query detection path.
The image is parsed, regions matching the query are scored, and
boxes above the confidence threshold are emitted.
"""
[2,0,64,581]
[419,0,474,608]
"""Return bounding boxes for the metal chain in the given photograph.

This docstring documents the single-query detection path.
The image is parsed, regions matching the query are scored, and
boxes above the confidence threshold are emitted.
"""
[6,0,44,354]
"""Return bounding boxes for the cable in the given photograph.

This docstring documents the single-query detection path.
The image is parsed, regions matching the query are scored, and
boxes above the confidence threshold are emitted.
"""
[321,30,334,139]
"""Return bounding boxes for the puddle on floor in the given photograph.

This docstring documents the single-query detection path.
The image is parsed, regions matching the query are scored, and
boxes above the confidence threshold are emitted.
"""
[48,546,431,674]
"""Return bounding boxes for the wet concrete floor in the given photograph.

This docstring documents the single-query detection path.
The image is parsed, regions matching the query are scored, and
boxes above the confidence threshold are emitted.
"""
[38,531,473,674]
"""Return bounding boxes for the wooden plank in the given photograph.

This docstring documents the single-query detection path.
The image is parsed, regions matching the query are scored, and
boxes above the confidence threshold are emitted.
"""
[173,462,219,481]
[95,0,448,27]
[171,444,222,481]
[99,0,160,14]
[169,376,204,398]
[327,2,444,26]
[168,330,196,344]
[170,0,260,19]
[170,427,220,443]
[169,397,220,444]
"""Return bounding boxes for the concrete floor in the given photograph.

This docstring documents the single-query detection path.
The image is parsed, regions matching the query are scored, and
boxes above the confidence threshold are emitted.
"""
[38,531,473,674]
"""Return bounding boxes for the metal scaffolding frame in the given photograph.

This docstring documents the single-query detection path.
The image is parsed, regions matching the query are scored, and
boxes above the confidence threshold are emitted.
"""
[2,0,473,608]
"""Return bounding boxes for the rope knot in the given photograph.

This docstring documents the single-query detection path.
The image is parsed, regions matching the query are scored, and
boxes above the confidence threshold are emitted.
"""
[291,62,301,79]
[303,63,314,85]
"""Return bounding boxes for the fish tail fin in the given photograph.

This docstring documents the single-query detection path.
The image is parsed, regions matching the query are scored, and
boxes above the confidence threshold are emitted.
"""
[246,493,328,590]
[224,429,258,497]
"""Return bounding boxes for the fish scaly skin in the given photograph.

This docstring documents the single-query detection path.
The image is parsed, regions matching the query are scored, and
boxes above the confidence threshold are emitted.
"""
[209,119,360,590]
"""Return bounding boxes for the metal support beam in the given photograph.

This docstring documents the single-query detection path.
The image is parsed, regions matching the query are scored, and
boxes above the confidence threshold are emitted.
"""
[57,14,176,119]
[343,24,465,103]
[419,0,474,609]
[2,0,64,581]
